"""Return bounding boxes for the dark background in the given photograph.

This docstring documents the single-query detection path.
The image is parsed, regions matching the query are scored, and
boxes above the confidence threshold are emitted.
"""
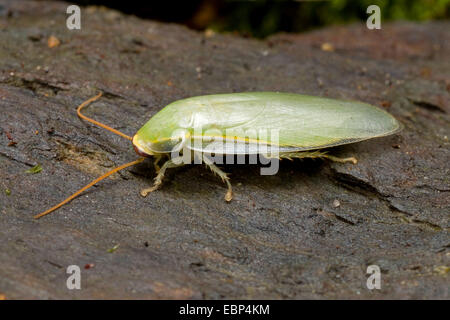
[60,0,450,38]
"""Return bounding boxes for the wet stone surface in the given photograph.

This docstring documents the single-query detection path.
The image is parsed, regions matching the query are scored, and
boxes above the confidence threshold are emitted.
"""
[0,1,448,299]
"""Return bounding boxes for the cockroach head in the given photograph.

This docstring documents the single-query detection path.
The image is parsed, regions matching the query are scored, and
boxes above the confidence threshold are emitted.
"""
[133,144,151,157]
[132,135,153,157]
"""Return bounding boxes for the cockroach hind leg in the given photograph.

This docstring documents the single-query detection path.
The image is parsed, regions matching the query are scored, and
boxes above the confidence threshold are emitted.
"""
[140,157,185,197]
[279,151,357,164]
[323,154,358,164]
[279,150,328,160]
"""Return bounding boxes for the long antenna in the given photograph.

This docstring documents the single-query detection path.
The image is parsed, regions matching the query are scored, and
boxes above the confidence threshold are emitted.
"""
[34,157,145,219]
[77,92,133,141]
[35,93,142,219]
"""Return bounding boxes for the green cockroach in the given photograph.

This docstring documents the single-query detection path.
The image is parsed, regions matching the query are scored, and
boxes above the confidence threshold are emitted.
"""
[35,91,401,218]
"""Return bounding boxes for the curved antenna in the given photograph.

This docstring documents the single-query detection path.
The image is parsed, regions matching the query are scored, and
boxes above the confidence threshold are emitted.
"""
[34,157,145,219]
[34,93,142,219]
[77,92,133,141]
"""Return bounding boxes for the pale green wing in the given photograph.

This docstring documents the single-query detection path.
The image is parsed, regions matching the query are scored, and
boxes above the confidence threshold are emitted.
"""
[182,92,401,155]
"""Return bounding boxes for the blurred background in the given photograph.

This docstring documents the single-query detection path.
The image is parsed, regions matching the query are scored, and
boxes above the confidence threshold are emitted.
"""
[60,0,449,38]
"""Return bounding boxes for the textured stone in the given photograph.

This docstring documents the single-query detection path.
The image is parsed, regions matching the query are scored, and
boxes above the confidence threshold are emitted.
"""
[0,1,448,299]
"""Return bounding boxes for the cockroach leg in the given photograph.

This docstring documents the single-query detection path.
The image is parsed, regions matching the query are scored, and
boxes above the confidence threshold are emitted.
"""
[322,154,358,164]
[202,156,233,202]
[153,155,163,173]
[279,151,357,164]
[140,157,185,197]
[279,150,327,160]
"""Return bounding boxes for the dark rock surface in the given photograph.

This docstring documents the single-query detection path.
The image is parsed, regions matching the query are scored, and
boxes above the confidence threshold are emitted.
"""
[0,0,448,299]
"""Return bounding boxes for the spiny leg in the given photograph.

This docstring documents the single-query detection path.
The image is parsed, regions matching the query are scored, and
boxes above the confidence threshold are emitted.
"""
[279,151,357,164]
[202,156,233,202]
[140,157,185,197]
[321,154,357,164]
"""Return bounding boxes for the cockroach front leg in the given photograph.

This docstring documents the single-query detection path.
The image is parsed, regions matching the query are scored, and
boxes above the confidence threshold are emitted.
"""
[140,157,185,197]
[153,154,163,173]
